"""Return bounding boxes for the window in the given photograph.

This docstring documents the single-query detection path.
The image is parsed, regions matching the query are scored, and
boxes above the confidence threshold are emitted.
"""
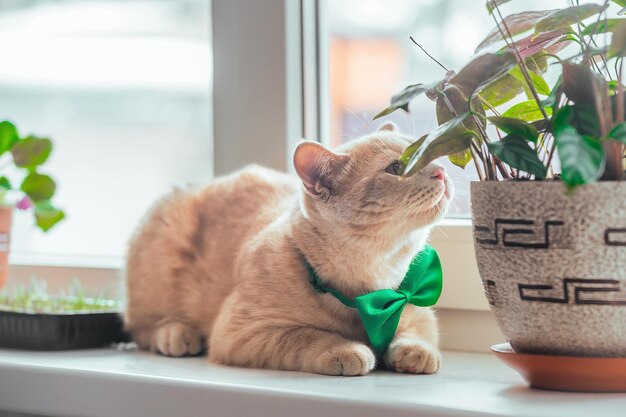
[0,0,212,264]
[325,0,547,217]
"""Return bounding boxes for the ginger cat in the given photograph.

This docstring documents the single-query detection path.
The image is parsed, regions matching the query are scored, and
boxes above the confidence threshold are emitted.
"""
[125,123,453,375]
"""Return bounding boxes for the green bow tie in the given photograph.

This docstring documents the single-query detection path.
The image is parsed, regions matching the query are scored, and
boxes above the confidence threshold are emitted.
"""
[305,244,443,354]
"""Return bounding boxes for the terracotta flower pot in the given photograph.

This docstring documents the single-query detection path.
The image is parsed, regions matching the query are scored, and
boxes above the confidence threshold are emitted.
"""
[471,181,626,357]
[0,206,11,289]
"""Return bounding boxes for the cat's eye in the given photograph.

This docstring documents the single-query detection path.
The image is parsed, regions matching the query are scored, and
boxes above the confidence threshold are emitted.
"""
[385,160,402,176]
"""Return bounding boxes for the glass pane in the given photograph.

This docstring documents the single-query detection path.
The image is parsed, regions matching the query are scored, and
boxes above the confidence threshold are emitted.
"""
[326,0,547,217]
[0,0,212,261]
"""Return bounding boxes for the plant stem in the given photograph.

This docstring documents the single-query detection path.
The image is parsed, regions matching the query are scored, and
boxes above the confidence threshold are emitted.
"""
[471,114,511,179]
[492,8,550,124]
[477,94,501,116]
[581,1,614,81]
[469,96,513,179]
[470,141,486,181]
[617,59,624,125]
[610,59,625,180]
[409,37,449,72]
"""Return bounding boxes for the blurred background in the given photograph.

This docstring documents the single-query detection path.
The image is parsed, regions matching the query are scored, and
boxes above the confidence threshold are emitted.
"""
[0,0,212,262]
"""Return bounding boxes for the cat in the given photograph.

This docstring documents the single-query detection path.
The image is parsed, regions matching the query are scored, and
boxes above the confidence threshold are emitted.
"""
[124,122,453,376]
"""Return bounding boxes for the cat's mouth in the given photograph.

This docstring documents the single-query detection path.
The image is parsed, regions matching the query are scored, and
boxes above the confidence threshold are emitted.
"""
[426,180,451,215]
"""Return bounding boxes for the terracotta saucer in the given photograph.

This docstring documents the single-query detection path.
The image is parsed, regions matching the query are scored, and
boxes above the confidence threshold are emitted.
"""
[491,343,626,392]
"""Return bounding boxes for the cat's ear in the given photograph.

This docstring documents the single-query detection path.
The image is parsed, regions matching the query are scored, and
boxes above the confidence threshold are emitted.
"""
[293,141,346,196]
[378,122,398,132]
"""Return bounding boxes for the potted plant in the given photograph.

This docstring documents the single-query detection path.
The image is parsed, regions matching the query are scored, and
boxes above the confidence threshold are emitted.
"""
[0,120,65,289]
[375,1,626,390]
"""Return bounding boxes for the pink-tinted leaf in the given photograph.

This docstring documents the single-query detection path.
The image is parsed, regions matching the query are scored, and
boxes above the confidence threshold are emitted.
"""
[476,9,557,52]
[449,52,517,96]
[535,4,608,34]
[561,62,607,105]
[506,30,571,59]
[486,0,511,14]
[436,86,485,138]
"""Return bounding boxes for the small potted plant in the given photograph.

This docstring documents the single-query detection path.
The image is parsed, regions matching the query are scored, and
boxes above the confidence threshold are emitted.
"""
[0,120,65,289]
[376,1,626,391]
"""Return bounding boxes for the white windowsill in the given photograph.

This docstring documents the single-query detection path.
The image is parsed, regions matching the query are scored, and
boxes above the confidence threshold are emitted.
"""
[9,252,124,270]
[0,347,624,417]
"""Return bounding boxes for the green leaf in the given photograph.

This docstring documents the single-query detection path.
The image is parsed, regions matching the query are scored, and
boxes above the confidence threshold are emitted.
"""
[573,104,601,136]
[608,80,626,93]
[581,19,626,35]
[476,9,557,52]
[374,81,439,120]
[0,177,11,190]
[509,66,551,96]
[612,0,626,7]
[486,0,511,14]
[502,100,552,122]
[540,76,562,109]
[553,104,600,138]
[552,105,575,134]
[448,149,473,168]
[529,72,551,96]
[20,173,56,202]
[609,122,626,143]
[478,54,551,109]
[403,113,474,175]
[399,136,426,168]
[449,52,517,96]
[436,86,485,135]
[479,74,525,108]
[555,127,605,187]
[488,116,539,142]
[535,4,608,34]
[11,136,52,169]
[562,62,598,105]
[0,121,19,155]
[34,201,65,232]
[405,131,474,176]
[487,134,547,178]
[608,20,626,58]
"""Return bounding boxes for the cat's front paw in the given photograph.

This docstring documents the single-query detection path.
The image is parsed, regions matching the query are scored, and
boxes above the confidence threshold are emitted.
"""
[385,339,440,374]
[315,343,375,376]
[152,322,204,357]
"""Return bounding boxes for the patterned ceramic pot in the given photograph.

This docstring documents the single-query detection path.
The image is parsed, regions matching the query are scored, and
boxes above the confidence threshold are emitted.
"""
[471,181,626,357]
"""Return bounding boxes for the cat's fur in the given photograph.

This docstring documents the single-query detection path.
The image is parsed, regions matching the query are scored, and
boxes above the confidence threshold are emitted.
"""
[125,123,453,375]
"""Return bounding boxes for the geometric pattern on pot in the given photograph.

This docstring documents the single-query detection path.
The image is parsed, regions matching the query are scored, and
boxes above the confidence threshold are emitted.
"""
[474,218,566,249]
[605,228,626,246]
[519,278,626,306]
[484,279,498,306]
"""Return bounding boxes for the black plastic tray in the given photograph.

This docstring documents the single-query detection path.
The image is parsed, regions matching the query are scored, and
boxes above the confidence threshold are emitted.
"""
[0,310,129,350]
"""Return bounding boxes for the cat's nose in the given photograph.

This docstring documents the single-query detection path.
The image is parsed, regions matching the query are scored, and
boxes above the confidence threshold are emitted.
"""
[430,167,446,181]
